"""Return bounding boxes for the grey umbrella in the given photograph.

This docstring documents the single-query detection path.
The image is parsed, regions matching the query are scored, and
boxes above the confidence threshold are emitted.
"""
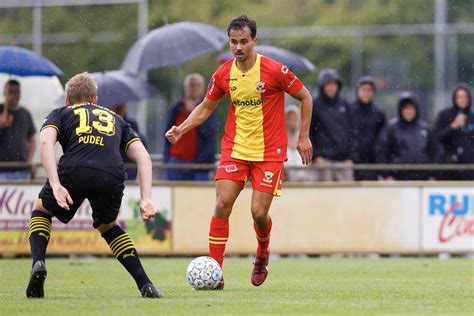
[91,71,157,108]
[217,45,316,72]
[121,22,228,75]
[57,71,157,108]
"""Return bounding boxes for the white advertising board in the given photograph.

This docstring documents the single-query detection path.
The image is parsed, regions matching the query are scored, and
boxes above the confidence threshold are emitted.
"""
[421,187,474,252]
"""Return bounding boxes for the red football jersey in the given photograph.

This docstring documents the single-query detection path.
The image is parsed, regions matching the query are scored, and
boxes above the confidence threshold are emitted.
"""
[206,54,303,161]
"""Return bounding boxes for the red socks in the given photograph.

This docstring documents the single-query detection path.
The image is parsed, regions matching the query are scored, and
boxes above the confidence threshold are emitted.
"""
[209,216,229,268]
[209,216,272,267]
[254,217,272,257]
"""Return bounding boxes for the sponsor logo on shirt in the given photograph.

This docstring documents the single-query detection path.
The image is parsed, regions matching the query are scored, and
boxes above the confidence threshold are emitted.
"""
[232,99,267,107]
[255,81,266,93]
[281,65,289,75]
[218,164,238,173]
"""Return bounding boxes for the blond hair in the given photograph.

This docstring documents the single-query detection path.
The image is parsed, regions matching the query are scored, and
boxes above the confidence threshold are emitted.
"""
[65,72,97,104]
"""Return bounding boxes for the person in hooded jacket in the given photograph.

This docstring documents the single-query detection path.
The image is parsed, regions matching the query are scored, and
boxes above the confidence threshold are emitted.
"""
[350,76,386,180]
[434,84,474,180]
[375,91,441,180]
[310,69,354,181]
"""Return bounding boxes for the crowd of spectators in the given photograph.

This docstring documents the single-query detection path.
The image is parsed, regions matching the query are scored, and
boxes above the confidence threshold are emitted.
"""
[304,69,473,181]
[1,70,472,182]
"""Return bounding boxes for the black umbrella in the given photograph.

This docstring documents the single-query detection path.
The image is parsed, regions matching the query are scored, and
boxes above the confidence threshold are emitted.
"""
[121,22,228,75]
[217,45,316,72]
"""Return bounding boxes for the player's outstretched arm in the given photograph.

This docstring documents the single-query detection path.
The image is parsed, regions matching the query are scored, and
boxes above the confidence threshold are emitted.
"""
[165,97,219,144]
[126,141,157,220]
[40,127,73,210]
[293,86,313,165]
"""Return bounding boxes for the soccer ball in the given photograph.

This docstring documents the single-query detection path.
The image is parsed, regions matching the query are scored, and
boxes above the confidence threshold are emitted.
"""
[186,256,222,290]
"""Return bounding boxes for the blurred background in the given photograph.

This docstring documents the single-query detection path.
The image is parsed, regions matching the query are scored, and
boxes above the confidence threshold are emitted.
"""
[1,0,472,154]
[0,0,472,259]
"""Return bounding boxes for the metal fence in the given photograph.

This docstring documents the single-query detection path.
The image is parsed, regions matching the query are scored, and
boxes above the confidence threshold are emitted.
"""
[1,161,474,181]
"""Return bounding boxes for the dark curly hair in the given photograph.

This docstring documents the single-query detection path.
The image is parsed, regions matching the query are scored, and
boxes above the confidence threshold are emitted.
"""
[227,15,257,38]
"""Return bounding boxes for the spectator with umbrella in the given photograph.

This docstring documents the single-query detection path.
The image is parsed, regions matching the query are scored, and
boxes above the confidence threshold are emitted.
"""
[0,46,63,179]
[0,80,36,179]
[163,73,217,181]
[120,22,226,180]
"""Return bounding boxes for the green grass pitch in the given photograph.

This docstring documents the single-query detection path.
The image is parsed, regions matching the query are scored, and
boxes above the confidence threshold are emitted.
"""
[1,257,473,315]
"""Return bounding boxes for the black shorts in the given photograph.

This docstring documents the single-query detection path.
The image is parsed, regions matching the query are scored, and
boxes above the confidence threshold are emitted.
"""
[39,166,125,228]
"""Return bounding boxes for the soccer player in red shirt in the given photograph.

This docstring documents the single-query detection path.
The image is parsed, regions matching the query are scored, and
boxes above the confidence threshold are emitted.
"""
[166,15,313,289]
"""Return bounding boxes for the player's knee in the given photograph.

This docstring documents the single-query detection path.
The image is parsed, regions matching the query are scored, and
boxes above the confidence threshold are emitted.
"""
[33,200,52,216]
[96,221,117,234]
[251,204,269,223]
[214,197,233,218]
[252,211,267,223]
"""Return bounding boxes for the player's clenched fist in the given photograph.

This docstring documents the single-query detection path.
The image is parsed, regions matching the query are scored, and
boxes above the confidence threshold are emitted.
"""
[165,125,182,144]
[140,199,157,220]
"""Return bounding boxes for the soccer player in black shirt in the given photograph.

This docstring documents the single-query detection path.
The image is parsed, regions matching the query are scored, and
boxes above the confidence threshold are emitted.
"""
[26,72,161,299]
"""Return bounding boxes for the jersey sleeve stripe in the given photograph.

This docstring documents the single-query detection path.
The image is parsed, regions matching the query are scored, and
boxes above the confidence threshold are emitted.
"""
[41,124,60,134]
[124,137,141,153]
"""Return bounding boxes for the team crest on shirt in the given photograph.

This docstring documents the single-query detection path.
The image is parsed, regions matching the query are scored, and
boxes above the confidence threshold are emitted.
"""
[281,65,289,75]
[263,171,274,184]
[255,81,266,93]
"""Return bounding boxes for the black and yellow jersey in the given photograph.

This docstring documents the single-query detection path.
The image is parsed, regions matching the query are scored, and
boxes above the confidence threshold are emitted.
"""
[41,102,140,179]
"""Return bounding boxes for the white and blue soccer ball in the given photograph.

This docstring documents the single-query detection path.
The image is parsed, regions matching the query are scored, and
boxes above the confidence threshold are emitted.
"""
[186,256,222,290]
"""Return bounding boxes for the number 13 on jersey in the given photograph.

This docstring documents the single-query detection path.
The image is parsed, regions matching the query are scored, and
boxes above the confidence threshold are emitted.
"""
[74,108,116,137]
